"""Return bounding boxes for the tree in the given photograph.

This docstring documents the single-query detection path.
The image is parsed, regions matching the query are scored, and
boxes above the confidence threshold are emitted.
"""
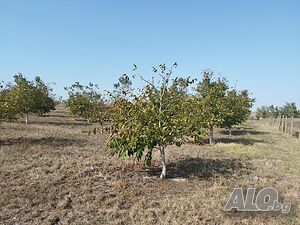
[65,82,108,131]
[222,90,254,135]
[108,63,201,178]
[110,74,134,101]
[280,102,299,118]
[7,74,55,123]
[256,106,271,119]
[10,74,36,123]
[34,76,55,116]
[0,82,18,120]
[267,105,280,118]
[194,70,229,144]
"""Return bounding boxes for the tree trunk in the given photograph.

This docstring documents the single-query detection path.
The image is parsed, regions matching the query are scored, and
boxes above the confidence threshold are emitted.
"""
[209,127,214,144]
[25,112,29,124]
[229,128,232,136]
[160,147,167,179]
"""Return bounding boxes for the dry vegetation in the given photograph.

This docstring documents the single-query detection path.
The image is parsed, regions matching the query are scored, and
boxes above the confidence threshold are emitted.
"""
[259,117,300,139]
[0,105,299,225]
[291,118,300,138]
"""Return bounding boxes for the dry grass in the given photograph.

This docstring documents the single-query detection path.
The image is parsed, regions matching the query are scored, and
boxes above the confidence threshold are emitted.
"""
[261,118,300,139]
[0,105,299,224]
[291,118,300,138]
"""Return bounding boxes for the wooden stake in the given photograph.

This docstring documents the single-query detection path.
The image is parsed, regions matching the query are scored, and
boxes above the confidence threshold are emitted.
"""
[285,116,288,134]
[282,116,286,133]
[283,116,286,134]
[284,116,287,133]
[291,116,294,136]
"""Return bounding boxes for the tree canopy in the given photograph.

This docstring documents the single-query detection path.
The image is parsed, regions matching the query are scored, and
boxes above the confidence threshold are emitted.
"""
[107,64,253,178]
[65,82,108,130]
[1,74,55,123]
[108,64,202,178]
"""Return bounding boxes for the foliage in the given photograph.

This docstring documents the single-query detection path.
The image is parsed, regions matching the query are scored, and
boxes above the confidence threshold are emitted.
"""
[34,76,55,115]
[221,89,254,131]
[107,65,254,177]
[0,74,55,122]
[280,102,299,118]
[108,63,202,178]
[256,105,274,119]
[65,82,108,128]
[0,82,18,120]
[193,70,254,141]
[194,70,229,143]
[110,74,133,101]
[8,74,55,123]
[10,74,37,116]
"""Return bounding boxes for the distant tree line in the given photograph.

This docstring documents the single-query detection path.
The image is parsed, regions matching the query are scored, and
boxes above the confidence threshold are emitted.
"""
[256,102,300,119]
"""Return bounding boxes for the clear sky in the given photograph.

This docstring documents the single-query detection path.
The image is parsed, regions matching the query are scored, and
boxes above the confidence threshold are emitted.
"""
[1,0,299,109]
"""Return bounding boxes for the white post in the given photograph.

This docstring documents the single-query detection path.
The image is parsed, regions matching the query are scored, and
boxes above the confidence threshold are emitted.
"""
[160,147,166,179]
[25,112,29,124]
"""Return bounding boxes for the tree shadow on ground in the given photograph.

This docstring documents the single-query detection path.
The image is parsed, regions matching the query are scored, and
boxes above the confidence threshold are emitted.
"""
[0,137,87,147]
[220,129,269,136]
[213,137,267,145]
[148,157,252,180]
[41,114,69,118]
[20,121,92,126]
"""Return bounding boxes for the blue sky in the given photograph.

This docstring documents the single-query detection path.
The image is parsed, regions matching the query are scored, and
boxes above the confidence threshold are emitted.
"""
[1,0,299,109]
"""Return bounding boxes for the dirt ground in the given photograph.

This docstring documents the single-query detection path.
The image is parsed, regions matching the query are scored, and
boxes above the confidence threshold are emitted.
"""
[0,105,299,224]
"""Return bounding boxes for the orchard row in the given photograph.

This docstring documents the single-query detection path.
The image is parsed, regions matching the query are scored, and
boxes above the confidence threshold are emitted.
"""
[0,64,254,178]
